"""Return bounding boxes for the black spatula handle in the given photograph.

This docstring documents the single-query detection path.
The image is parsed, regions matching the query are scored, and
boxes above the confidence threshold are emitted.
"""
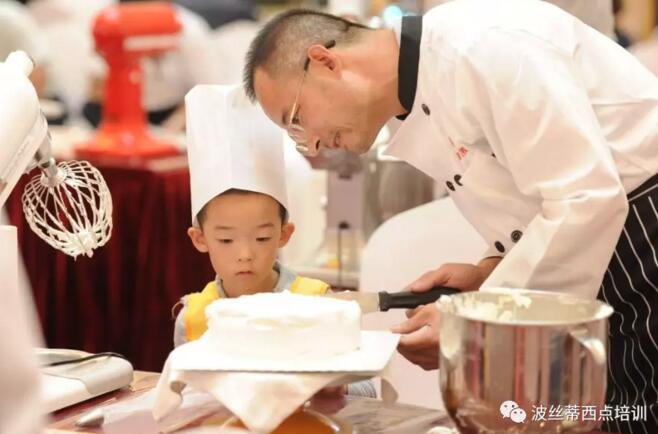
[378,286,461,311]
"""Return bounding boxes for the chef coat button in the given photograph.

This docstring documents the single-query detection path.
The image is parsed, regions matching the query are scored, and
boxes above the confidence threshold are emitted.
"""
[495,241,505,253]
[421,104,431,115]
[454,174,463,186]
[511,230,523,243]
[446,181,455,191]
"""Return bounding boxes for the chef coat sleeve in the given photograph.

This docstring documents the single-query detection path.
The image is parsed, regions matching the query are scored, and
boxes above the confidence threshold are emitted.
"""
[459,29,628,298]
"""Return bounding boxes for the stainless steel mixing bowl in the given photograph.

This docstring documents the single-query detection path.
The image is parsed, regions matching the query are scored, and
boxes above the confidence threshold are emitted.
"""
[437,289,613,434]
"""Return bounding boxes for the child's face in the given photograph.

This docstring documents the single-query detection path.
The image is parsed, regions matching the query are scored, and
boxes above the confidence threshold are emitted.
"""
[188,192,294,295]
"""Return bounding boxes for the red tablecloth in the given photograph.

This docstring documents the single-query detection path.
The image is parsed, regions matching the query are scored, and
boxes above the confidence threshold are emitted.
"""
[5,158,214,371]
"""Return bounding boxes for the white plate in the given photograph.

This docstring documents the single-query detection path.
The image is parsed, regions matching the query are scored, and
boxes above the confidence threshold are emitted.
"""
[168,331,400,373]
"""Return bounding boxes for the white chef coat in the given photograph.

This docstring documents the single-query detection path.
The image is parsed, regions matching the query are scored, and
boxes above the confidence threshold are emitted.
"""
[422,0,615,39]
[387,0,658,299]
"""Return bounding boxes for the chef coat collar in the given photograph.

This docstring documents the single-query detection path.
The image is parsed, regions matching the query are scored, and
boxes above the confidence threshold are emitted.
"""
[396,15,423,121]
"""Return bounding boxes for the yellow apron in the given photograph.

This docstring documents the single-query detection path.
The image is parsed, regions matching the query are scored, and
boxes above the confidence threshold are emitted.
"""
[183,276,330,342]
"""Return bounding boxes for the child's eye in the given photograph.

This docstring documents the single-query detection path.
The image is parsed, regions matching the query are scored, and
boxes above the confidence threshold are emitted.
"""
[256,237,272,242]
[217,239,233,244]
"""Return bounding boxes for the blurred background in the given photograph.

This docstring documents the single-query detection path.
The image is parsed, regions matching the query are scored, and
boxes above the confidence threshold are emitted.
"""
[3,0,658,407]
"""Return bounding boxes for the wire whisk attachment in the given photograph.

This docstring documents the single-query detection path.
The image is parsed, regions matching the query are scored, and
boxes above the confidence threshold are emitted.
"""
[21,159,112,258]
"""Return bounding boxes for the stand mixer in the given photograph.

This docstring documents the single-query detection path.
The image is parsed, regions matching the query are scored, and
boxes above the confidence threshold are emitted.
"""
[291,147,367,290]
[0,51,128,432]
[75,2,182,163]
[292,126,430,290]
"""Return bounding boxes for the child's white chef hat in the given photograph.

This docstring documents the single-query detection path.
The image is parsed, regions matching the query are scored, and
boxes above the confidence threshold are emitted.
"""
[185,84,288,227]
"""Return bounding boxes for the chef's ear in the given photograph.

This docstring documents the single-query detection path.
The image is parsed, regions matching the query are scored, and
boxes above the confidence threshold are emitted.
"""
[188,226,209,253]
[278,222,296,247]
[307,44,340,73]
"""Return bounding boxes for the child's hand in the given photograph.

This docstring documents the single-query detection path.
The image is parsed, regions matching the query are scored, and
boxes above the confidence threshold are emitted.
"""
[309,385,348,414]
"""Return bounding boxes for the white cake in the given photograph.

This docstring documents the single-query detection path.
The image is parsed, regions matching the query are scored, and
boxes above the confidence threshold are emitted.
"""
[204,292,361,359]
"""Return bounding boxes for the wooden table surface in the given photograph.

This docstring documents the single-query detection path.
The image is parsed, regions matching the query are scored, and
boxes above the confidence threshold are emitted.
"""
[45,371,615,434]
[46,371,162,433]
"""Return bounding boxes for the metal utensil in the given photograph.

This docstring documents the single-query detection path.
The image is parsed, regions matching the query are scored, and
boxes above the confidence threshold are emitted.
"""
[437,289,613,434]
[22,156,112,258]
[75,408,105,428]
[326,286,460,314]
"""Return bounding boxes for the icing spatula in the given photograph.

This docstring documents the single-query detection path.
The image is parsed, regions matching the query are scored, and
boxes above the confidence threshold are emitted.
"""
[325,286,461,314]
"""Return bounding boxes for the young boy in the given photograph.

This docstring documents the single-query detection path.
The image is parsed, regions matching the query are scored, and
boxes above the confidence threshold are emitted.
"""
[174,83,329,346]
[174,84,375,398]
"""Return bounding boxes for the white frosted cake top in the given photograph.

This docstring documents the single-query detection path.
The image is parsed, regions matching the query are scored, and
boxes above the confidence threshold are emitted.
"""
[205,292,362,360]
[206,292,360,324]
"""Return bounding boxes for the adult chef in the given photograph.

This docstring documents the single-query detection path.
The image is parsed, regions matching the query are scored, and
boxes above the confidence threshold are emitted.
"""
[243,1,658,433]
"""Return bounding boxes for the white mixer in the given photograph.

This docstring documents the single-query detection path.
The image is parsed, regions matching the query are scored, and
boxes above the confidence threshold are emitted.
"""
[0,51,129,433]
[0,51,112,256]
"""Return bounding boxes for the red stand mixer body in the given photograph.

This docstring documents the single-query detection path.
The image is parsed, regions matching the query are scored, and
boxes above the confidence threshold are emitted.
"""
[75,2,182,162]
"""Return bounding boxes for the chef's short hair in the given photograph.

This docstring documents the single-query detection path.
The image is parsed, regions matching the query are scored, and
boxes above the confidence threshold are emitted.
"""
[196,189,288,229]
[243,9,371,101]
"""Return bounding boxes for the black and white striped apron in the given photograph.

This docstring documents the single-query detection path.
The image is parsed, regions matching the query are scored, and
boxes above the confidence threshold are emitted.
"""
[598,172,658,434]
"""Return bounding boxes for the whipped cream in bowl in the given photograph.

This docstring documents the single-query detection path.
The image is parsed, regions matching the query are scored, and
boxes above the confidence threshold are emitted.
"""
[436,287,611,326]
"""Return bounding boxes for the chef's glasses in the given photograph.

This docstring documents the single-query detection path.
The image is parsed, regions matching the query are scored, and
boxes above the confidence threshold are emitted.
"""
[286,40,336,157]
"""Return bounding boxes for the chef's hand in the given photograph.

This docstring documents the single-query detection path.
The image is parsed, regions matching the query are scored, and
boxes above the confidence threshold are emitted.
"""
[392,304,441,370]
[310,385,348,414]
[407,258,502,293]
[392,258,502,370]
